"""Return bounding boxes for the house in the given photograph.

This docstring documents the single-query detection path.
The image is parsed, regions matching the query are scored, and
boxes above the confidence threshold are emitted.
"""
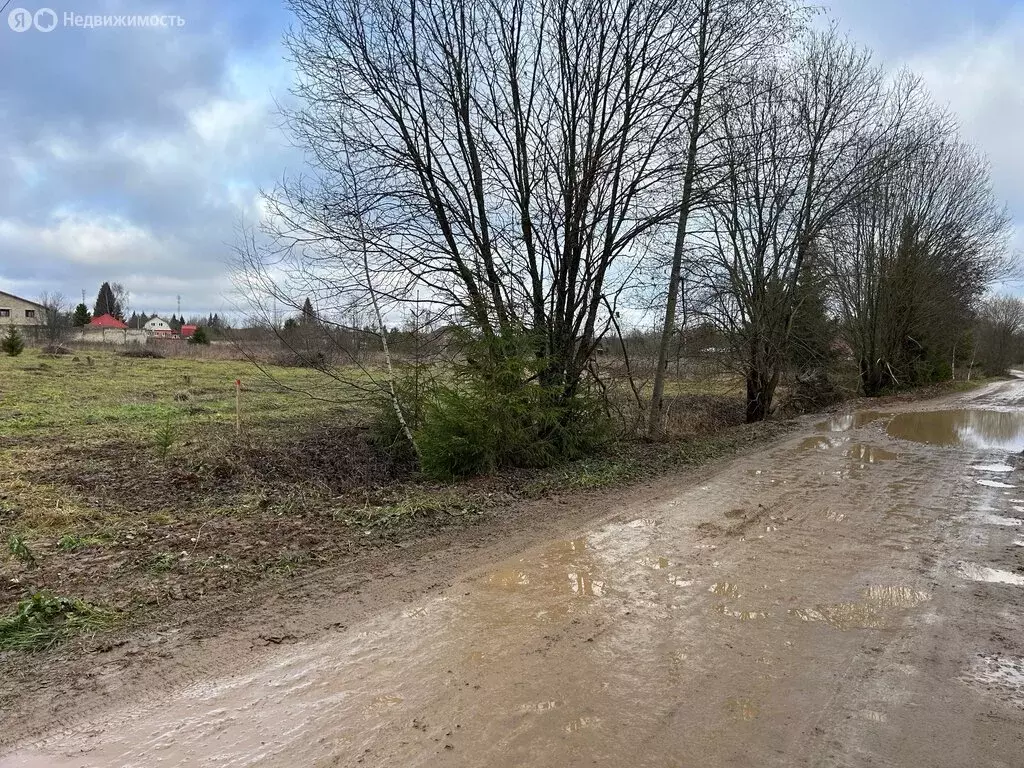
[144,316,173,335]
[0,290,46,327]
[179,324,197,338]
[89,313,128,329]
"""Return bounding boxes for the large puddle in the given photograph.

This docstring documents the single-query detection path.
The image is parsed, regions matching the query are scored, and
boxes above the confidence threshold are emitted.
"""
[886,410,1024,451]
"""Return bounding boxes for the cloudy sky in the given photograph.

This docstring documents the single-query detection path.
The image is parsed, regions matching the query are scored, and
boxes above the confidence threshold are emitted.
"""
[1,0,1022,318]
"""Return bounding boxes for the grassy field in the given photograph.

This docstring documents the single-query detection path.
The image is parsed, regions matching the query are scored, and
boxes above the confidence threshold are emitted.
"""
[0,349,366,441]
[0,347,771,654]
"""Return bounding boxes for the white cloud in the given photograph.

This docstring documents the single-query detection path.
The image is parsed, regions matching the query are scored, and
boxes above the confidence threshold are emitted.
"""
[0,212,176,267]
[902,11,1024,257]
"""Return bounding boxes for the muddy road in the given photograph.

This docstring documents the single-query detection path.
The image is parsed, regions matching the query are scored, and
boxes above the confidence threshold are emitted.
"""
[5,381,1024,767]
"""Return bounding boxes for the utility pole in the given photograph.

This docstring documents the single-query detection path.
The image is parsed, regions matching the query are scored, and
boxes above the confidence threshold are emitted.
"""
[177,295,181,317]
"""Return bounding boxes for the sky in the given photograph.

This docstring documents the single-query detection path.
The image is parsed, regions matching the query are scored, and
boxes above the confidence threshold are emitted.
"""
[0,0,1022,319]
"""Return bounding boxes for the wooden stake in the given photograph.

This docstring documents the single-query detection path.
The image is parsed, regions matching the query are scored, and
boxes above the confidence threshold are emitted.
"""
[235,379,241,434]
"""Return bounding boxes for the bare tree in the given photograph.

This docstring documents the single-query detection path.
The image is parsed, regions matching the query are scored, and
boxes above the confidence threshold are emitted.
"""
[827,112,1011,393]
[38,291,71,347]
[111,283,130,322]
[239,0,708,404]
[688,28,906,421]
[646,0,801,435]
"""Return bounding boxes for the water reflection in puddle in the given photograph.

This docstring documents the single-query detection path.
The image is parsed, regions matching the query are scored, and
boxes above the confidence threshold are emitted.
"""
[716,605,768,620]
[789,585,930,630]
[887,409,1024,450]
[484,538,606,597]
[847,444,898,463]
[957,562,1024,586]
[972,463,1015,473]
[817,411,893,432]
[799,435,845,450]
[976,479,1017,489]
[709,582,741,598]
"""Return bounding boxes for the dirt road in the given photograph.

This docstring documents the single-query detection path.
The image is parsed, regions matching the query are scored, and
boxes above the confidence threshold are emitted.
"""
[4,381,1024,767]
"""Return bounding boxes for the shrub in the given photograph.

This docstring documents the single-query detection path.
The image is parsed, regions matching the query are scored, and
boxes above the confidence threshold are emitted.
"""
[416,378,607,480]
[188,326,211,345]
[371,373,432,465]
[374,337,609,480]
[2,326,24,357]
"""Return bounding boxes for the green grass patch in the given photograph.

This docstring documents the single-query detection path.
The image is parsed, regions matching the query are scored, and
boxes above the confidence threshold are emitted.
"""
[0,591,119,652]
[0,349,376,442]
[56,533,112,552]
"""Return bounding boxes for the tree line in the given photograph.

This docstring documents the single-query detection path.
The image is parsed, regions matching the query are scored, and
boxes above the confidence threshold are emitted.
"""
[234,0,1015,472]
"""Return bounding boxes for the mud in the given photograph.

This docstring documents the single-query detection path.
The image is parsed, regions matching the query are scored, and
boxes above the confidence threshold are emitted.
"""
[4,383,1024,766]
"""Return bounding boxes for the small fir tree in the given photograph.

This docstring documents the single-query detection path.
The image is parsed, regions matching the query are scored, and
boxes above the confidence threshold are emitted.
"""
[2,326,25,357]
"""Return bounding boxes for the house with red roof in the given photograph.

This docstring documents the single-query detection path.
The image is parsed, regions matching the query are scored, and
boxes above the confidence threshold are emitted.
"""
[89,313,128,329]
[179,324,197,338]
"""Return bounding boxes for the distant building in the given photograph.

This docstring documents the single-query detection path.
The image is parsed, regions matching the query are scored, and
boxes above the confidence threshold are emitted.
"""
[0,290,46,327]
[144,316,173,335]
[179,324,197,338]
[89,313,128,329]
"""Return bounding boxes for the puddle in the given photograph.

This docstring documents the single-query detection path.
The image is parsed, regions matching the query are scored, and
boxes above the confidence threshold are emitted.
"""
[638,556,671,570]
[817,411,893,432]
[799,435,844,450]
[961,654,1024,707]
[709,582,741,598]
[789,585,929,630]
[716,605,768,620]
[887,409,1024,450]
[724,697,760,721]
[861,585,931,608]
[976,479,1016,489]
[517,700,562,713]
[485,538,607,597]
[859,709,888,723]
[957,562,1024,586]
[564,716,599,733]
[847,444,898,463]
[972,463,1015,473]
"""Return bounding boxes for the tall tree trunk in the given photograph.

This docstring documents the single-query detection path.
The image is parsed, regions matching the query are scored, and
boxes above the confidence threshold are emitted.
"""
[647,0,710,437]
